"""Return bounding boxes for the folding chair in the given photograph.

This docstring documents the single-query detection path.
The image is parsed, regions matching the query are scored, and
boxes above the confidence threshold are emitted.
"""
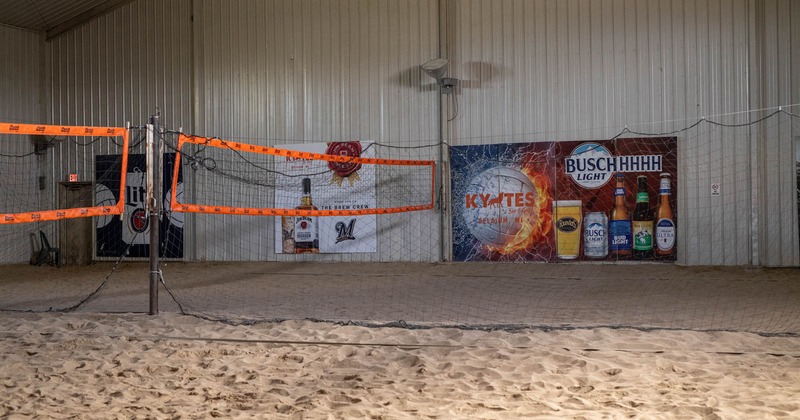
[35,230,61,268]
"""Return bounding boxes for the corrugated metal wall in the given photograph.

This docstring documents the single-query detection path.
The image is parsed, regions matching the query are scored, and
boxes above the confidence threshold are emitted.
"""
[189,0,442,261]
[20,0,799,265]
[47,0,194,197]
[750,0,800,267]
[44,0,442,262]
[48,0,193,130]
[0,25,42,123]
[0,24,45,263]
[446,0,799,266]
[44,0,197,261]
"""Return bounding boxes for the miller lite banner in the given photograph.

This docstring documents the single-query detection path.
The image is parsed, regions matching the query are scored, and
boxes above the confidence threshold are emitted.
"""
[451,138,677,262]
[95,153,184,258]
[274,141,377,253]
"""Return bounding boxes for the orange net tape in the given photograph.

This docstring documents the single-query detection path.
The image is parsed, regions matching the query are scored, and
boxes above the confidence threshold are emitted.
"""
[172,134,435,216]
[0,123,129,224]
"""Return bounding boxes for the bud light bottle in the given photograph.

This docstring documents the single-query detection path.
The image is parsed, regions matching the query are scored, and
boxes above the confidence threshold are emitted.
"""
[609,173,632,257]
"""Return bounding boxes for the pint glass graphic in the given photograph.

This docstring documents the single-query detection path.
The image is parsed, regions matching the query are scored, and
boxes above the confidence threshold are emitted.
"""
[553,200,582,259]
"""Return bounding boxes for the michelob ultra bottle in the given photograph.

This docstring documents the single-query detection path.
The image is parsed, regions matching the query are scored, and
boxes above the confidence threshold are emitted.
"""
[632,175,654,259]
[294,178,320,253]
[609,173,632,257]
[655,173,675,256]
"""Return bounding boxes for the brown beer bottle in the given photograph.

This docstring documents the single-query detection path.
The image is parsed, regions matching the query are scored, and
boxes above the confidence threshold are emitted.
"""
[294,178,319,253]
[632,175,654,259]
[655,173,675,257]
[608,173,632,257]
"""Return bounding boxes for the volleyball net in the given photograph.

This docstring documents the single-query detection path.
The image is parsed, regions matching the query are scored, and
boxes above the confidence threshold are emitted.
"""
[0,123,130,268]
[172,133,435,216]
[0,123,129,224]
[0,111,799,337]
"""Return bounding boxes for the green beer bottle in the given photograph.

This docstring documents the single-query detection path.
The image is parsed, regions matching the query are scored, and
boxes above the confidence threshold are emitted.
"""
[632,175,654,259]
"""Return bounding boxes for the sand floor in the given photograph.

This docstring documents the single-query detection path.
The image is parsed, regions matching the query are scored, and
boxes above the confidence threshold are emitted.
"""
[0,311,799,419]
[1,262,799,418]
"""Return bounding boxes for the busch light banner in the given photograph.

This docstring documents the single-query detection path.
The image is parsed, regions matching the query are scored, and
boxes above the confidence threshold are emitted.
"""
[95,153,184,258]
[450,138,677,262]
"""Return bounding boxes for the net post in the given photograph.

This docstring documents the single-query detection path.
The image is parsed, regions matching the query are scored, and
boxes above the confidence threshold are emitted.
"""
[147,113,162,315]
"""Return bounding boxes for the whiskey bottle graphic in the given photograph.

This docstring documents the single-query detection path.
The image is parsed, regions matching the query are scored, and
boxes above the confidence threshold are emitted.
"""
[294,178,319,253]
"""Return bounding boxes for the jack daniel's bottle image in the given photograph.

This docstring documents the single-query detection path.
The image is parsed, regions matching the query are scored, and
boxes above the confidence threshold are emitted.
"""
[294,178,319,253]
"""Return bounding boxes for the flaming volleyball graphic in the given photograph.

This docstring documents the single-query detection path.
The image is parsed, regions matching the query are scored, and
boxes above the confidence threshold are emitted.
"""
[485,167,553,255]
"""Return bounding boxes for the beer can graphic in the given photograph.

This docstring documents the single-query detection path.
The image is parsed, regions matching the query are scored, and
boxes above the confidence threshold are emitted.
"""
[584,211,608,258]
[123,169,149,245]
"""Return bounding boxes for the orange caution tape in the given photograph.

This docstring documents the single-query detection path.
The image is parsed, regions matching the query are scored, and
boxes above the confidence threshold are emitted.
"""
[0,123,127,137]
[2,206,122,224]
[177,133,434,166]
[172,134,435,216]
[172,203,434,217]
[0,122,129,224]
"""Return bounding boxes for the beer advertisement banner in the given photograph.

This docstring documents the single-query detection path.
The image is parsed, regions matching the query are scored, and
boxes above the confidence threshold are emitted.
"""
[95,153,184,258]
[450,138,677,262]
[273,141,377,254]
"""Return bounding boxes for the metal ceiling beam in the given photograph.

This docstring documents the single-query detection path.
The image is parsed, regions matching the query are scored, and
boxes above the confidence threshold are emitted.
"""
[45,0,135,41]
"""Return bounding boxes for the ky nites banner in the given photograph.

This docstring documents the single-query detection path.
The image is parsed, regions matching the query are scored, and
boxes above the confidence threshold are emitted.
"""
[450,138,677,262]
[451,143,556,262]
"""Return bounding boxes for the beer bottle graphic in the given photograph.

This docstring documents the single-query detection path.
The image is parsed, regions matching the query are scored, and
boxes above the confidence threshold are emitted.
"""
[632,175,654,259]
[655,173,676,257]
[294,178,320,253]
[609,173,632,257]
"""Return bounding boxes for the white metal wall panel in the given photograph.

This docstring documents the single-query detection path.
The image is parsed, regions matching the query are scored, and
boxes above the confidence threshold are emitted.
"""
[48,0,193,130]
[755,0,800,266]
[30,0,799,265]
[0,25,44,263]
[190,0,440,162]
[0,25,42,123]
[47,0,194,196]
[44,0,194,259]
[448,0,799,266]
[192,0,441,261]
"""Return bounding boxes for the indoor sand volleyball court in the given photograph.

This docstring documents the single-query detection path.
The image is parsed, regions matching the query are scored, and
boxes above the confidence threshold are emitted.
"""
[2,0,800,418]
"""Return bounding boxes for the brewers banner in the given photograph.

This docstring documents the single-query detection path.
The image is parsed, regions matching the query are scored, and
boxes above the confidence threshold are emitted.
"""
[273,141,378,254]
[450,138,677,262]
